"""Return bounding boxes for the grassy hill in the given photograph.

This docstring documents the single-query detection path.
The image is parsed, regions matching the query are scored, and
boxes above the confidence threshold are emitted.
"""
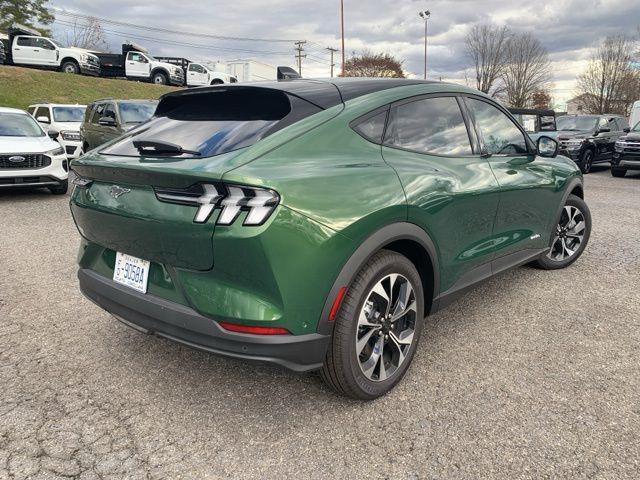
[0,65,180,110]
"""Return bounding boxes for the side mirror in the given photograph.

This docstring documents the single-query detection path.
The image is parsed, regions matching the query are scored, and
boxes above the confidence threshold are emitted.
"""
[537,135,558,158]
[37,116,50,124]
[47,129,60,140]
[98,117,117,127]
[596,126,610,134]
[623,127,630,133]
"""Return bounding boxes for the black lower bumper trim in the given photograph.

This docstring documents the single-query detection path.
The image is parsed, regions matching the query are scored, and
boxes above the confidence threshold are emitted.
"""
[78,269,329,372]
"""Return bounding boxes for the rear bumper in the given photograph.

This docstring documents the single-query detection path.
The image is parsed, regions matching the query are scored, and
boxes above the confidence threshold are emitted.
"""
[78,268,330,372]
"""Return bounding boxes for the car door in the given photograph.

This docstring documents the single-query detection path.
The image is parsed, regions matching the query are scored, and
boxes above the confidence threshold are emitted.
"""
[187,63,207,86]
[379,94,501,295]
[33,38,58,65]
[85,103,106,149]
[126,52,150,78]
[592,117,614,160]
[13,36,37,64]
[462,95,558,265]
[101,103,122,144]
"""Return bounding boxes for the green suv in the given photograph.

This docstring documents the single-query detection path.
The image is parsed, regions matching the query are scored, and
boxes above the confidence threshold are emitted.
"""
[70,79,591,399]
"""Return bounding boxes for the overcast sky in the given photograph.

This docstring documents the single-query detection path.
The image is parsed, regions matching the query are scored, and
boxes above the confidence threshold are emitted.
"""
[50,0,639,107]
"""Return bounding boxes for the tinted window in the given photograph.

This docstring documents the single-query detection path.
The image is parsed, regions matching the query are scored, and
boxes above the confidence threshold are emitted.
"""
[52,106,86,122]
[118,102,157,124]
[101,89,308,158]
[384,96,472,155]
[104,104,117,121]
[34,38,55,50]
[466,98,528,155]
[616,117,629,131]
[557,116,598,131]
[353,110,387,143]
[189,63,205,73]
[35,107,50,121]
[17,37,35,47]
[0,113,44,137]
[91,104,106,124]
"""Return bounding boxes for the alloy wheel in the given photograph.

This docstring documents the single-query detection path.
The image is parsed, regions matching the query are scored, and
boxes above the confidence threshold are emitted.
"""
[547,205,586,261]
[356,274,417,382]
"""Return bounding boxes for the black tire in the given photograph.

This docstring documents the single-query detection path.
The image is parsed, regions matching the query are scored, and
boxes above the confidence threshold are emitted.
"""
[320,250,425,400]
[49,179,68,195]
[152,71,168,85]
[578,149,594,174]
[611,167,627,178]
[61,61,79,74]
[533,194,591,270]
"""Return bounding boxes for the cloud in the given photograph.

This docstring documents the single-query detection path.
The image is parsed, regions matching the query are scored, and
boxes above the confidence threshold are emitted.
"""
[50,0,639,104]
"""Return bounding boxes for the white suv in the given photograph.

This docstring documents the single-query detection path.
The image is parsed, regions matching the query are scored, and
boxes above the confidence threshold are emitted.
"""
[28,103,86,159]
[0,107,69,194]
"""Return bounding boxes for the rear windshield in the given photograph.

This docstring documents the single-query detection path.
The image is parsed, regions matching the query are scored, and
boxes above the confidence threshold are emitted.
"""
[101,88,320,158]
[53,106,86,122]
[0,113,44,137]
[118,102,158,124]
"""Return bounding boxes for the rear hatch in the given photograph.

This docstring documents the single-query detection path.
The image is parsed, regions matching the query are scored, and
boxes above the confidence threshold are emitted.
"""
[70,82,342,271]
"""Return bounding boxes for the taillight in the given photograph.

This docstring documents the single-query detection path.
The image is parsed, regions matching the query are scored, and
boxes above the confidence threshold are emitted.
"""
[154,183,279,226]
[218,321,290,335]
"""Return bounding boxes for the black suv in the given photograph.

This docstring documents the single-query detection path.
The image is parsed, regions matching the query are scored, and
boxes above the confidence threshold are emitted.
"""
[80,98,157,152]
[611,121,640,177]
[556,114,629,173]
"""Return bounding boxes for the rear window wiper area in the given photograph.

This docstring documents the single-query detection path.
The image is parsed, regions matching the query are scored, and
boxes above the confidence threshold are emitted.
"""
[132,139,201,157]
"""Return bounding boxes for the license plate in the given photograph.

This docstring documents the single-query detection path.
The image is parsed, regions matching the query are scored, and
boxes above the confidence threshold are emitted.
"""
[113,252,150,293]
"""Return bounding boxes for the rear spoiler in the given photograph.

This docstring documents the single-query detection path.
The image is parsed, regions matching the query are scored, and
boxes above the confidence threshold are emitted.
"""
[277,66,301,81]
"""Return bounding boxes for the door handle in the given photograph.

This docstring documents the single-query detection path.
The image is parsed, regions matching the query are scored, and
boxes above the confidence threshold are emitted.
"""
[34,49,39,52]
[14,48,20,50]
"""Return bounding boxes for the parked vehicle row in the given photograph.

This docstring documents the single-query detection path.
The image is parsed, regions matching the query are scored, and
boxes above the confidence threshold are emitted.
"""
[27,103,86,159]
[612,121,640,177]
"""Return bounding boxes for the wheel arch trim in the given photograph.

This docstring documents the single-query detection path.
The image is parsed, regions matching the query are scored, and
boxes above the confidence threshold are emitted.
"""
[316,222,440,335]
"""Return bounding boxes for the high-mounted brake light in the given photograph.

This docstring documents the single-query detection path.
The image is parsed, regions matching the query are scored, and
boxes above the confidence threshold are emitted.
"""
[218,321,290,335]
[154,183,279,226]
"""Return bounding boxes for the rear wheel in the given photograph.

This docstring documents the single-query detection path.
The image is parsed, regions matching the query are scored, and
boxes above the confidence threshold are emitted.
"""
[534,194,591,270]
[49,179,68,195]
[61,61,79,74]
[152,72,168,85]
[611,167,627,178]
[578,149,594,174]
[321,250,424,400]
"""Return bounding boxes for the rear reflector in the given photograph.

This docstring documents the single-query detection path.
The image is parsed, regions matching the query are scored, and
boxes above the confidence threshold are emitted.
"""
[328,286,347,321]
[218,321,290,335]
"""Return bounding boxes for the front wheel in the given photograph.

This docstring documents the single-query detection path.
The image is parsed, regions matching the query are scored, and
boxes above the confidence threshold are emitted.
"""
[61,61,79,74]
[611,167,627,178]
[49,179,69,195]
[152,72,168,85]
[534,194,591,270]
[321,250,424,400]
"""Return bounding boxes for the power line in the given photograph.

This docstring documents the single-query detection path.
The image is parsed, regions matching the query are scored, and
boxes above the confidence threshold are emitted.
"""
[53,8,300,44]
[53,19,292,56]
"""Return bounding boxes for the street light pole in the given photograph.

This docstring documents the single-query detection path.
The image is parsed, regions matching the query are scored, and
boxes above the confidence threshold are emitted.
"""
[418,10,430,79]
[341,0,345,76]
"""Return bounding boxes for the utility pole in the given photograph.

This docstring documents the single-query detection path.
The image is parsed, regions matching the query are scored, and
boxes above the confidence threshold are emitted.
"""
[340,0,345,76]
[327,47,339,77]
[294,40,307,76]
[418,10,430,79]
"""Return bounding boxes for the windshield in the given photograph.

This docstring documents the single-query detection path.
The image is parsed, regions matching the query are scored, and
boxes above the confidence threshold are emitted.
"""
[52,106,86,122]
[0,113,45,137]
[557,116,598,131]
[118,102,158,124]
[632,121,640,132]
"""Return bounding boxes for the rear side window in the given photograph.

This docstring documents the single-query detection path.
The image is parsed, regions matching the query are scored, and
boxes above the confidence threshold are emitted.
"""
[16,37,35,47]
[102,89,321,158]
[384,96,473,156]
[352,110,387,143]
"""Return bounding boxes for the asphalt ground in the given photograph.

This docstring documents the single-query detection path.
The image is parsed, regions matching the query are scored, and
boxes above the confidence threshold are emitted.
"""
[1,165,639,479]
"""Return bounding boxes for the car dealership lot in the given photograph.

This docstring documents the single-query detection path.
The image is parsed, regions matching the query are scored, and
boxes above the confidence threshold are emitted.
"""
[0,168,638,479]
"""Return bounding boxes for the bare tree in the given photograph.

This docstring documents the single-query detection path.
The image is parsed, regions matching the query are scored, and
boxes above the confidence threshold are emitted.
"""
[531,89,552,109]
[342,51,405,78]
[501,32,552,108]
[464,24,511,95]
[576,35,640,115]
[60,16,108,51]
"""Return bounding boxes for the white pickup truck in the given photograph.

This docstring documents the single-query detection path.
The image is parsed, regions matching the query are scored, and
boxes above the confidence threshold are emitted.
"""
[2,24,100,75]
[185,62,237,86]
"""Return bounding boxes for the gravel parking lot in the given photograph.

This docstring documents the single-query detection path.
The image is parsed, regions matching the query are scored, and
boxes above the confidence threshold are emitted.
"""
[1,166,639,479]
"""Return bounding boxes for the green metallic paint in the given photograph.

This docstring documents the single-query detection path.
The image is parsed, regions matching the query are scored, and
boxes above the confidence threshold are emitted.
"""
[71,81,582,338]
